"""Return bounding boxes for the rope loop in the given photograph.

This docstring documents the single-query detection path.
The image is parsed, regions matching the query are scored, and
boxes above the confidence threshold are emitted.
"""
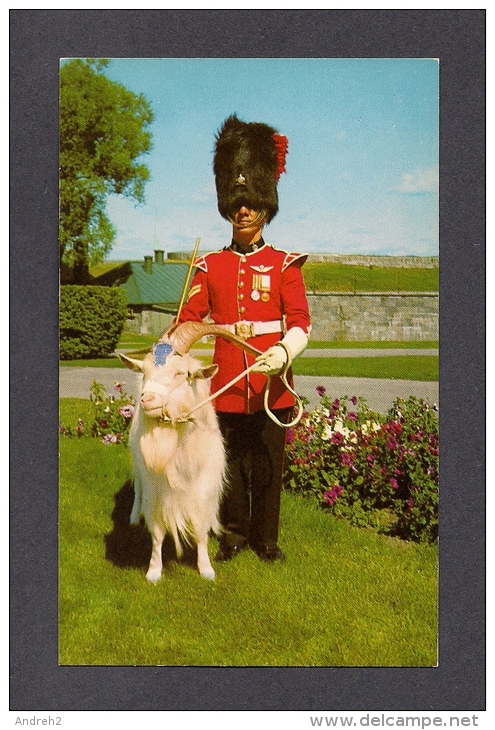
[263,341,305,428]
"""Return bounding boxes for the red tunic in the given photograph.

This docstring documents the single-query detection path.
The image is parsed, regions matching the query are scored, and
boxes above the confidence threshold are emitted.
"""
[177,241,311,414]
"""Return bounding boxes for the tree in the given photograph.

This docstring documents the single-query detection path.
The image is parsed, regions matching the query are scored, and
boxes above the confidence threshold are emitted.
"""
[60,59,153,283]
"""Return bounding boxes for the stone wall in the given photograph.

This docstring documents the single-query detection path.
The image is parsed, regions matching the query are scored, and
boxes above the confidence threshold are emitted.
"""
[306,254,438,268]
[125,293,438,342]
[307,293,438,341]
[124,310,175,337]
[168,251,439,269]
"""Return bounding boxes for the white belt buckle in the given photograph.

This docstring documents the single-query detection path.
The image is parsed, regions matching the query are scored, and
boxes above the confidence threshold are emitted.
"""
[235,321,255,339]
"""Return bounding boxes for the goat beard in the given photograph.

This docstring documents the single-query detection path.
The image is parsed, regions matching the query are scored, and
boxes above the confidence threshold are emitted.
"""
[138,420,221,491]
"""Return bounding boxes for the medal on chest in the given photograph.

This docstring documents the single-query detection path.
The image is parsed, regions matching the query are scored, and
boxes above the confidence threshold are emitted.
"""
[251,273,271,302]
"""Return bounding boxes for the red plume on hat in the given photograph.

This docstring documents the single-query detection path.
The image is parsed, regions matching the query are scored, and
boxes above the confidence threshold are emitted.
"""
[213,115,288,223]
[272,134,289,180]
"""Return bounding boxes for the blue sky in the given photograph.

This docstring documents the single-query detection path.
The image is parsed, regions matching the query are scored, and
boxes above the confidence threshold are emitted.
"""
[99,58,438,260]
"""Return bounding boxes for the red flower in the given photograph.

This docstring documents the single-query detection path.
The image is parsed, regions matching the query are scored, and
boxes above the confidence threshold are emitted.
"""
[387,436,398,450]
[323,485,343,506]
[341,452,354,467]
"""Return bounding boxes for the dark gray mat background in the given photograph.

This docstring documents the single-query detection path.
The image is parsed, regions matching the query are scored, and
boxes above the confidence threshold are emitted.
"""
[10,9,485,712]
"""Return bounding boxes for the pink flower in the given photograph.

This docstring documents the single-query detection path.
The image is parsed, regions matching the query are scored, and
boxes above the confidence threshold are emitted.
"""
[387,436,398,450]
[348,411,357,421]
[316,385,326,397]
[323,485,343,506]
[119,405,135,419]
[341,452,354,467]
[389,477,399,490]
[103,434,118,445]
[351,396,358,405]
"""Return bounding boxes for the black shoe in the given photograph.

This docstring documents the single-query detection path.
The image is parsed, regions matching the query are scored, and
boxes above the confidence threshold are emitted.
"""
[255,545,285,562]
[214,543,243,563]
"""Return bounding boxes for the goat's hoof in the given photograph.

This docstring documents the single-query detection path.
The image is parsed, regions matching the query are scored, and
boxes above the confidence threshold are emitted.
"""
[146,569,162,583]
[200,568,215,581]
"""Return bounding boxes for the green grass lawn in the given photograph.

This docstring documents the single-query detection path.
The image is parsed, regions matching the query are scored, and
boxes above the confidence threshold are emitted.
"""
[302,263,438,293]
[90,261,438,294]
[59,420,438,667]
[292,355,438,381]
[117,333,439,351]
[60,334,439,381]
[61,353,438,382]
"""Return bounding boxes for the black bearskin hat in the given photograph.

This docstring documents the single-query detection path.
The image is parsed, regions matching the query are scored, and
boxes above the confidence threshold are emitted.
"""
[213,114,288,223]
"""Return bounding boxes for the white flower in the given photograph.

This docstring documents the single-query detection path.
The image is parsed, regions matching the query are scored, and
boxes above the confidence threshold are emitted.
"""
[361,423,369,435]
[372,422,381,432]
[333,420,344,433]
[350,431,358,444]
[321,424,333,441]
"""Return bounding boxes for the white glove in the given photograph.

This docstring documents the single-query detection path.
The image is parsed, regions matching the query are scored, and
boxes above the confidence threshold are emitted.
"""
[252,327,309,376]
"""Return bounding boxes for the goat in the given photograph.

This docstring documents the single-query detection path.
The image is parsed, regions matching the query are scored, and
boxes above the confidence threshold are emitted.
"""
[120,349,225,581]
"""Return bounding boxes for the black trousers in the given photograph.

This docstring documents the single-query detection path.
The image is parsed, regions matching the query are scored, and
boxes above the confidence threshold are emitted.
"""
[217,409,292,550]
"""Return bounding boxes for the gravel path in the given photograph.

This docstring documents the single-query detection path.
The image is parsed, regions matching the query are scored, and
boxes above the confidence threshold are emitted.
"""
[59,367,438,415]
[116,347,438,359]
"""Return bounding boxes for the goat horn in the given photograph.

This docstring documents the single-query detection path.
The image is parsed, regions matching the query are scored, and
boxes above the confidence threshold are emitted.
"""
[167,321,262,357]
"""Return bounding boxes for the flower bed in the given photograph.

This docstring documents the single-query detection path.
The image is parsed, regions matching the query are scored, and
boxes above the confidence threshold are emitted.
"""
[59,381,135,445]
[283,390,438,544]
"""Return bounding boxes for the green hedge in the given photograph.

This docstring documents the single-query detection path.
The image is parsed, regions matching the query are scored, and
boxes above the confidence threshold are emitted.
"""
[60,286,127,360]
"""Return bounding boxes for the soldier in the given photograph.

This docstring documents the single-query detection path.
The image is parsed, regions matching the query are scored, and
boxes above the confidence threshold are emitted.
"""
[172,115,311,562]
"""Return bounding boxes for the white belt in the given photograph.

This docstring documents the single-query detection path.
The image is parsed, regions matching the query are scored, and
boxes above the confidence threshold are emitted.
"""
[216,320,283,339]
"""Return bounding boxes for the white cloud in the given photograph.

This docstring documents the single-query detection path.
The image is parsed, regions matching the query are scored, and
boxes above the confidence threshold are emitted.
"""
[394,167,438,194]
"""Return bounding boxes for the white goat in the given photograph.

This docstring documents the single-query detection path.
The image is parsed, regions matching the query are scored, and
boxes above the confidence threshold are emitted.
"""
[120,351,225,581]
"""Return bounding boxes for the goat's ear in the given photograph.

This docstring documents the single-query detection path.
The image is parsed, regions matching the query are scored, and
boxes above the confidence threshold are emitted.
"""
[119,353,145,373]
[192,364,219,380]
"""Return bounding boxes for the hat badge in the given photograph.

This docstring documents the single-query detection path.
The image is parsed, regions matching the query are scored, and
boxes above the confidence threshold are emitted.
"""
[236,173,246,185]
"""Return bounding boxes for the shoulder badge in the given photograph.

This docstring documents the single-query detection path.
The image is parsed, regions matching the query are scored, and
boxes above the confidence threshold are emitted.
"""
[282,252,308,272]
[193,249,223,274]
[194,256,208,273]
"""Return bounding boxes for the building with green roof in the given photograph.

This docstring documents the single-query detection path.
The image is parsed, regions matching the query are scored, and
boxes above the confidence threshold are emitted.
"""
[92,250,191,335]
